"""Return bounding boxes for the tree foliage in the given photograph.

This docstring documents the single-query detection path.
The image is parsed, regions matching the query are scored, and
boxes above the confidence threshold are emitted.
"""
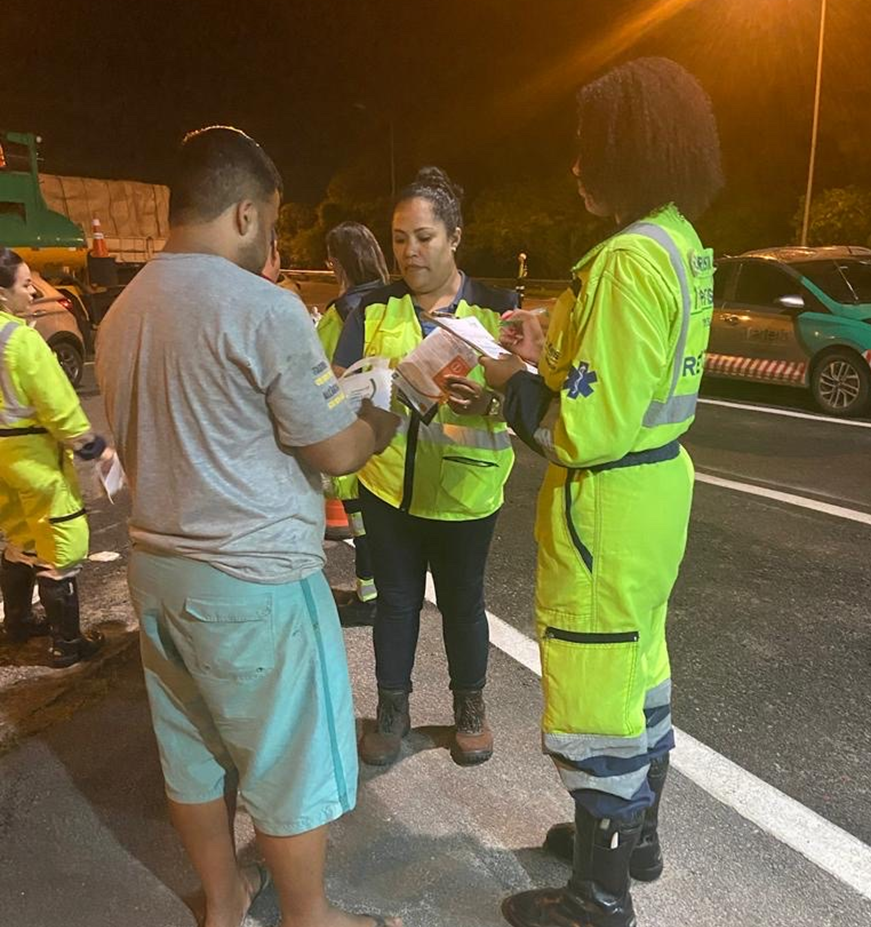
[793,186,871,247]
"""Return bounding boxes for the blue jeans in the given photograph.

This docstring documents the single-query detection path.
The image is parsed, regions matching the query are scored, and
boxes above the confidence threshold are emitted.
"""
[359,485,499,693]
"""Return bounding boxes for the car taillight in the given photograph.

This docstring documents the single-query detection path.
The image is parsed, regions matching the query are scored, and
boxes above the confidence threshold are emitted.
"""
[58,298,73,312]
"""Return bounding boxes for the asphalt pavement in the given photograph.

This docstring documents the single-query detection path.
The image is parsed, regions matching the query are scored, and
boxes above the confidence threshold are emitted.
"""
[0,367,869,926]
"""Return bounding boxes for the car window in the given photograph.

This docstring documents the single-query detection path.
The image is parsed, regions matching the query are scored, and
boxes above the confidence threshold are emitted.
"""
[733,262,799,309]
[713,263,736,301]
[839,261,871,302]
[790,261,854,303]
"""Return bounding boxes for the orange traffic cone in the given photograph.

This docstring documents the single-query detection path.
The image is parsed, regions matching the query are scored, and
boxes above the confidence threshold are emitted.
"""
[325,497,352,541]
[90,217,109,258]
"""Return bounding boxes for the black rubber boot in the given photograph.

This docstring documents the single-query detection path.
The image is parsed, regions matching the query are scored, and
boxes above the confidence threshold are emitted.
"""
[503,807,643,927]
[36,575,104,669]
[630,755,668,882]
[0,556,48,643]
[358,688,410,766]
[545,756,669,883]
[337,596,377,628]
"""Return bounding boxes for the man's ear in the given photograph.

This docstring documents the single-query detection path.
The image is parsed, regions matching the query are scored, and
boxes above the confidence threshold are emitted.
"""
[450,226,462,252]
[233,200,257,237]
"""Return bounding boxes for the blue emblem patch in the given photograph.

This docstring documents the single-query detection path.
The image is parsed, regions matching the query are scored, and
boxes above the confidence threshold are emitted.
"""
[565,363,598,399]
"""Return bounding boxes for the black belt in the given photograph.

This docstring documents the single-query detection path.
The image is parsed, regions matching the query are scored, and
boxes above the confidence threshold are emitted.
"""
[587,441,681,473]
[0,426,48,436]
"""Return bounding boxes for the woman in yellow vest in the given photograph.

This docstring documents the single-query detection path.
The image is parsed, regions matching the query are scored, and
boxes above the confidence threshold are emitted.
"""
[0,249,106,667]
[318,221,390,627]
[482,59,723,927]
[333,167,517,767]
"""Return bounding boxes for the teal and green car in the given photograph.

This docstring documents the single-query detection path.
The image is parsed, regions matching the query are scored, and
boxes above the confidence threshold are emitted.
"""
[708,247,871,416]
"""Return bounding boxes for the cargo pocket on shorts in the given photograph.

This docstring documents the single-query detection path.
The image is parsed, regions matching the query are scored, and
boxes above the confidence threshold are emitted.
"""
[182,594,275,681]
[541,628,640,737]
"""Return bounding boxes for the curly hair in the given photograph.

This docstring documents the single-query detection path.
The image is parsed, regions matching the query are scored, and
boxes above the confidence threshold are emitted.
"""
[576,57,723,223]
[394,166,464,232]
[326,221,389,289]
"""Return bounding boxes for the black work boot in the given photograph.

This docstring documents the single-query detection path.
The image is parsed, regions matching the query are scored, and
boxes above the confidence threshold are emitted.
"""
[37,575,104,669]
[1,556,48,643]
[358,688,410,766]
[630,755,668,882]
[545,755,669,883]
[503,807,643,927]
[337,596,377,628]
[452,688,493,766]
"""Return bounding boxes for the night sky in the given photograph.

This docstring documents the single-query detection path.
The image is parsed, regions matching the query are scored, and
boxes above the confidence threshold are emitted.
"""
[6,0,871,212]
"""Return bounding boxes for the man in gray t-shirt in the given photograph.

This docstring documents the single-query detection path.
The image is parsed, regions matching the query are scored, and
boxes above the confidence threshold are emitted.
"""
[97,127,400,927]
[99,249,350,584]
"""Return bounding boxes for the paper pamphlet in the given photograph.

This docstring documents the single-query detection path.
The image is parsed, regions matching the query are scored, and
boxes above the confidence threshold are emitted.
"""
[339,357,394,411]
[394,328,478,417]
[424,314,538,373]
[96,451,126,504]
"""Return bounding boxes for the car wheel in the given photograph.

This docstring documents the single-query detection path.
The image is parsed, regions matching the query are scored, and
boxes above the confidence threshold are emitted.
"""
[49,337,84,387]
[810,349,871,416]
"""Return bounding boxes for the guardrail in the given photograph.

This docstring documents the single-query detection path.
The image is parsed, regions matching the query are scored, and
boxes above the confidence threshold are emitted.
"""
[281,269,568,298]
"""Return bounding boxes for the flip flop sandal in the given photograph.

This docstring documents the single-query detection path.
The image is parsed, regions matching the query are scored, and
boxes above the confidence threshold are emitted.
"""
[245,863,272,914]
[196,864,272,927]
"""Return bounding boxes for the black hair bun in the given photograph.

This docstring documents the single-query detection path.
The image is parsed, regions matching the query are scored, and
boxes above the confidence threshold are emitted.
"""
[414,166,464,204]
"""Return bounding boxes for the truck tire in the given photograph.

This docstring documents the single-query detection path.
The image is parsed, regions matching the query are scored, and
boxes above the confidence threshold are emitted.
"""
[810,348,871,417]
[48,336,84,388]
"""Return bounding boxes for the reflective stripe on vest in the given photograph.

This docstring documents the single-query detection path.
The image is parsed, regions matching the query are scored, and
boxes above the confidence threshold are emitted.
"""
[626,223,697,428]
[420,419,513,452]
[0,321,37,427]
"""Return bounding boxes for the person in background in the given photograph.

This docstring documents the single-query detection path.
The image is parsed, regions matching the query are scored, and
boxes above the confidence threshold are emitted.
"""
[318,221,390,627]
[333,167,517,768]
[97,126,401,927]
[0,248,106,668]
[482,58,723,927]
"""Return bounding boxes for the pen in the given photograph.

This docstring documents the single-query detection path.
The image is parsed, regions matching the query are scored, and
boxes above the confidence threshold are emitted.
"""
[499,307,548,326]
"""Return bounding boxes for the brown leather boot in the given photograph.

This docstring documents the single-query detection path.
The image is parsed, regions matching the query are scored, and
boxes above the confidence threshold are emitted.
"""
[452,688,493,766]
[359,688,410,766]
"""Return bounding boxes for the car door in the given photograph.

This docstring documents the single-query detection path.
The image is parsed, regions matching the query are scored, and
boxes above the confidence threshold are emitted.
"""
[709,260,741,357]
[723,260,807,368]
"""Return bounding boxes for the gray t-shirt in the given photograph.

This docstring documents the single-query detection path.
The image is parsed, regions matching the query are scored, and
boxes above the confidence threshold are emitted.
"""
[96,252,356,584]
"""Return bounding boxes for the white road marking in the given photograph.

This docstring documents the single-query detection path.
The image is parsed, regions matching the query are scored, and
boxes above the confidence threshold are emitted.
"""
[695,471,871,527]
[342,535,871,899]
[486,611,871,902]
[507,428,870,524]
[698,397,871,429]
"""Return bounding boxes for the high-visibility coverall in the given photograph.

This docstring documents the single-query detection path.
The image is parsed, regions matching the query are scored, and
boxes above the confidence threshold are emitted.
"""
[503,205,714,816]
[0,311,91,577]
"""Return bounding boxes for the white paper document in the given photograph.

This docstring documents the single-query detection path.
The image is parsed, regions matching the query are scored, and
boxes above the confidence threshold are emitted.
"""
[96,451,126,503]
[426,314,537,372]
[394,328,479,417]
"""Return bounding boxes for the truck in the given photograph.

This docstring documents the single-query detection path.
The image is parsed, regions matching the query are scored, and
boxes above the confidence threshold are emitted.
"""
[0,130,168,348]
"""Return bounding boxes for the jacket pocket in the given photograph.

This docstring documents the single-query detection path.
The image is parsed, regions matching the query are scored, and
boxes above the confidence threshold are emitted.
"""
[182,594,275,680]
[541,627,641,737]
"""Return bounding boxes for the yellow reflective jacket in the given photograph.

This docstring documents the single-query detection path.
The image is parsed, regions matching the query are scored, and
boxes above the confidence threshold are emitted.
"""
[0,311,90,441]
[358,278,517,520]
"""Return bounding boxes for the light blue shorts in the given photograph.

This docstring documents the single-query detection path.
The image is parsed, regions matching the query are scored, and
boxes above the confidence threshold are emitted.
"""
[129,549,358,836]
